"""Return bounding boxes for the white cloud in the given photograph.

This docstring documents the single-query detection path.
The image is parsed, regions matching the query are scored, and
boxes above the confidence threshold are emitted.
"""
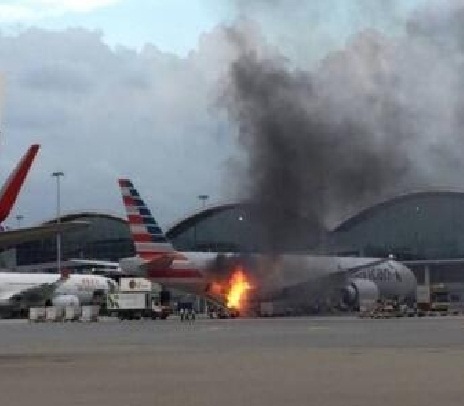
[0,0,121,22]
[0,5,38,22]
[37,0,120,13]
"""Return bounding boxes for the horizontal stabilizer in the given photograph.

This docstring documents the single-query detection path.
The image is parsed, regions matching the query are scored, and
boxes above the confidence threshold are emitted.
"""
[140,254,177,272]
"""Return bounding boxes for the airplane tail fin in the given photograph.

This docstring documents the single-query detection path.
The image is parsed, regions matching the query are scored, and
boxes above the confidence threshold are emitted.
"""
[0,144,40,223]
[118,178,175,259]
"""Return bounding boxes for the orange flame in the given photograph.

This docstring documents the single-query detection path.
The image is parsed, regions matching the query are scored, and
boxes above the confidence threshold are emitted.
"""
[226,267,252,309]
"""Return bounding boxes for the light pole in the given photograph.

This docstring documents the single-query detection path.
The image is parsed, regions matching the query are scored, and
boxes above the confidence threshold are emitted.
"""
[237,214,244,251]
[197,194,209,313]
[198,194,209,209]
[194,195,209,249]
[52,171,64,273]
[15,215,23,229]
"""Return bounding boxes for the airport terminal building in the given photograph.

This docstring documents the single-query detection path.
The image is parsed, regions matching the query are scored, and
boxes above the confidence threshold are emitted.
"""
[165,191,464,301]
[4,190,464,301]
[0,212,135,271]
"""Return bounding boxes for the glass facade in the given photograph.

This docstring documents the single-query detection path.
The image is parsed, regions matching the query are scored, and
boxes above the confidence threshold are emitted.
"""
[330,192,464,260]
[167,206,257,252]
[15,213,135,266]
[167,204,325,253]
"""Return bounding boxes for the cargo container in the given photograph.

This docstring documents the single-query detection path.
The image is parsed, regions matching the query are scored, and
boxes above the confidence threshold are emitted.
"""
[81,305,100,322]
[29,307,46,322]
[64,305,80,321]
[45,306,64,322]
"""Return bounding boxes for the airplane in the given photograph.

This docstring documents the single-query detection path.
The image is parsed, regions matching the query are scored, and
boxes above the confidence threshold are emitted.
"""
[80,179,418,312]
[0,271,118,317]
[0,144,89,249]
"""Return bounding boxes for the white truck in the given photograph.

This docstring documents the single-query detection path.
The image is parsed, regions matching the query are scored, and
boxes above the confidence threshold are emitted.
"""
[107,277,172,320]
[108,293,171,320]
[107,292,150,320]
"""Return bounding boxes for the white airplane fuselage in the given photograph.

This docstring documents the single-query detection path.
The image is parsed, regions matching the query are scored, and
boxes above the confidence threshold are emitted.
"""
[130,252,417,305]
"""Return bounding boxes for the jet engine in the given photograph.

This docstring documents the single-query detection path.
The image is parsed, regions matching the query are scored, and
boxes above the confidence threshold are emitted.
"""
[341,279,379,309]
[52,295,80,308]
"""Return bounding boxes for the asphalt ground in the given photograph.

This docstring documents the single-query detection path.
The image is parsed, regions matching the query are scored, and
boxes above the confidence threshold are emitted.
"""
[1,316,464,406]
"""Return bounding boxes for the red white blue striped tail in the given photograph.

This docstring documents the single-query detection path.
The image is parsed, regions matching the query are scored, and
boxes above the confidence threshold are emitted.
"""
[118,179,174,259]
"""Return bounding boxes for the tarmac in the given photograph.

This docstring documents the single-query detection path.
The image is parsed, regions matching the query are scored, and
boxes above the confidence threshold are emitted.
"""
[1,315,464,406]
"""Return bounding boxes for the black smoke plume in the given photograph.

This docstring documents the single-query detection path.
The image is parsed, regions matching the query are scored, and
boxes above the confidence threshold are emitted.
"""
[221,3,464,253]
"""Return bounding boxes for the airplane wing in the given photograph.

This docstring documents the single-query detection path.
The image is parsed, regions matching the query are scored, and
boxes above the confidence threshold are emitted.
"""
[0,221,89,249]
[70,254,177,275]
[70,253,179,270]
[67,259,124,276]
[0,290,24,302]
[344,258,390,273]
[6,283,57,304]
[0,275,65,307]
[68,258,119,268]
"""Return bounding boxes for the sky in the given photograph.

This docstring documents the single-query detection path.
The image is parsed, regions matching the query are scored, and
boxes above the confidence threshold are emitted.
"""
[0,0,436,228]
[0,0,227,55]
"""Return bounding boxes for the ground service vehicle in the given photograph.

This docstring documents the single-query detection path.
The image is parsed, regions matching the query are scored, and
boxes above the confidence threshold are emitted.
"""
[107,292,171,320]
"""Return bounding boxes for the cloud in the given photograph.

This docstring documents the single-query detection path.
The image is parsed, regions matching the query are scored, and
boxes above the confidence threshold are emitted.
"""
[3,0,464,239]
[38,0,120,13]
[0,0,120,22]
[0,27,238,228]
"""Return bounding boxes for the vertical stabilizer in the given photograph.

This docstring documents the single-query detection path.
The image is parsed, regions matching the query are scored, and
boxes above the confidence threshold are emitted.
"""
[0,144,40,223]
[118,178,174,259]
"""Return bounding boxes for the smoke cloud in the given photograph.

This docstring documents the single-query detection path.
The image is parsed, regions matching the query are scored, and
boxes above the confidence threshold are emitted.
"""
[221,1,464,253]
